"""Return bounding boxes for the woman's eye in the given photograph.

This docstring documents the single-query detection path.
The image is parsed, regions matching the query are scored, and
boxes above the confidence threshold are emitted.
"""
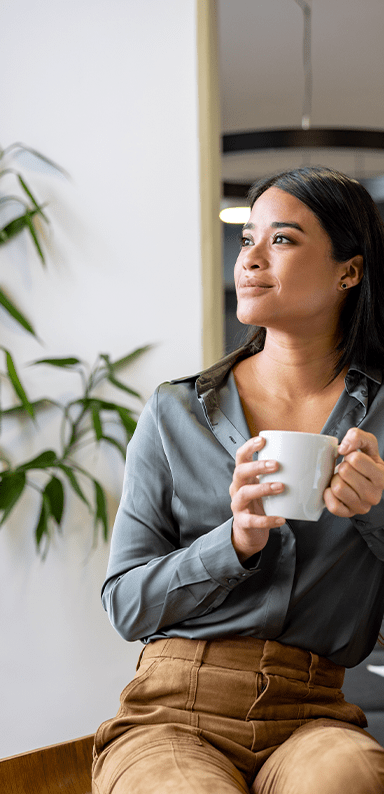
[273,233,292,244]
[239,235,252,247]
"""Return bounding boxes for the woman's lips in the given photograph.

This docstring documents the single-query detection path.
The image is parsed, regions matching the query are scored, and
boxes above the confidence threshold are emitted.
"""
[237,281,274,292]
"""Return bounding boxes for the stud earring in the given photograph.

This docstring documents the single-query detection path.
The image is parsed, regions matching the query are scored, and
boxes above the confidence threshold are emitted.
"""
[341,283,348,290]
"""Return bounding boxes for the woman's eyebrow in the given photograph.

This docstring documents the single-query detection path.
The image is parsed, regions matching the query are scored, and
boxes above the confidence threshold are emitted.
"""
[242,220,304,232]
[271,221,304,232]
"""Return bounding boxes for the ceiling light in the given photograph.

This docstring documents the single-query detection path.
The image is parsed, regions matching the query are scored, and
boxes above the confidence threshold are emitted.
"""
[219,198,250,224]
[219,206,250,224]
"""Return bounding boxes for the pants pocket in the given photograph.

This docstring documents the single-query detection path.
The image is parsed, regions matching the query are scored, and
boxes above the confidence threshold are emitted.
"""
[118,656,162,705]
[93,657,162,757]
[94,656,196,758]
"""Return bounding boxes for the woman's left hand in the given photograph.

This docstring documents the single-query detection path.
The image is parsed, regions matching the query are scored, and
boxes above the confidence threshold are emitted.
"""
[324,428,384,518]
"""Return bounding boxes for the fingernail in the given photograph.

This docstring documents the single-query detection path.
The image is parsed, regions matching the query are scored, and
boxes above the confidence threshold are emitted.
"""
[265,460,276,469]
[270,482,284,491]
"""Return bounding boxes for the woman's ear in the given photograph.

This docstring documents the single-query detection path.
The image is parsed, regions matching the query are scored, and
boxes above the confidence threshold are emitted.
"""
[338,254,363,291]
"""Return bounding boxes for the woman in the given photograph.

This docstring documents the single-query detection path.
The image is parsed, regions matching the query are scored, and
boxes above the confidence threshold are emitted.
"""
[92,167,384,793]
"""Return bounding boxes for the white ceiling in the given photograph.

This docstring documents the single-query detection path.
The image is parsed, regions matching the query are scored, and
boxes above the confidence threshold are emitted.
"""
[218,0,384,183]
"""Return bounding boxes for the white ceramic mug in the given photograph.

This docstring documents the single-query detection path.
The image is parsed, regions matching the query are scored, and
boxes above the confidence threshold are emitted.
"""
[258,430,339,521]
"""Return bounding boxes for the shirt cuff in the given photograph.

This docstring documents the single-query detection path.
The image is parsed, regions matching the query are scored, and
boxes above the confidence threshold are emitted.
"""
[199,519,262,589]
[352,505,384,560]
[242,550,263,570]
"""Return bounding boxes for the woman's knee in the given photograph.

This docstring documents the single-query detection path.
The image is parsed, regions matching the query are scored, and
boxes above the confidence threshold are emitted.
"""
[92,725,250,794]
[252,718,384,794]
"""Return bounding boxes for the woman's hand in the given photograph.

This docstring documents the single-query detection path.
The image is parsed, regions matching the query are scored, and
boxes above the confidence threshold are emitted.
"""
[230,436,285,563]
[324,428,384,518]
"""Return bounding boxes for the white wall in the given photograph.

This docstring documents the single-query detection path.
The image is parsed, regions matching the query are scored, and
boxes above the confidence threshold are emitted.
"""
[0,0,204,756]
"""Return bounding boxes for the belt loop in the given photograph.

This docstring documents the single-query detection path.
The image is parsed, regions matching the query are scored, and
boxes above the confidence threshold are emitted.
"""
[135,645,146,671]
[194,639,208,666]
[185,640,207,715]
[308,651,319,685]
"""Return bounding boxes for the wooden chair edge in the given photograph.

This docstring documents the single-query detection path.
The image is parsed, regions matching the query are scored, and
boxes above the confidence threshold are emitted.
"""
[0,733,95,764]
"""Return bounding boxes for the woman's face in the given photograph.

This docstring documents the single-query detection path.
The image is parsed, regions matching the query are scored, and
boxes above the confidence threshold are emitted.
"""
[234,186,347,336]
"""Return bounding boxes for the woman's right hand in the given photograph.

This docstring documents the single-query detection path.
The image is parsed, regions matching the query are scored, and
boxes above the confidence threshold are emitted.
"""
[230,436,286,564]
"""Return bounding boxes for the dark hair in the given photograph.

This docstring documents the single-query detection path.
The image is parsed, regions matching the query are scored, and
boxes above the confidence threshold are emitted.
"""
[245,165,384,377]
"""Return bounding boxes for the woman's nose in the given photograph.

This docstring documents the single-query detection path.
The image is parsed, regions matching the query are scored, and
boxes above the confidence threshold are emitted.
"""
[242,243,265,270]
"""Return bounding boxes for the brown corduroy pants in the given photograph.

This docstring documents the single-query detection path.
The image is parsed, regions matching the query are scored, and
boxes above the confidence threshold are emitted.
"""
[92,637,384,793]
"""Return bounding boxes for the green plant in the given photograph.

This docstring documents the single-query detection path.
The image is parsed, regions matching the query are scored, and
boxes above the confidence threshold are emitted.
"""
[0,143,148,554]
[0,346,149,555]
[0,143,67,336]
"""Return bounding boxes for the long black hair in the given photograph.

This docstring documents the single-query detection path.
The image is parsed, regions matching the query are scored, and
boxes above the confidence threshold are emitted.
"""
[245,166,384,377]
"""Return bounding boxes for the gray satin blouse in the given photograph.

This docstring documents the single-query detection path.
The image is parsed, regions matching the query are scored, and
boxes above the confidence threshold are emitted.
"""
[102,344,384,667]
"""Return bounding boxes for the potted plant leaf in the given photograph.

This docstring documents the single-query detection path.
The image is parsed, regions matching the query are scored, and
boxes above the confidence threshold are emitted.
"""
[0,142,148,555]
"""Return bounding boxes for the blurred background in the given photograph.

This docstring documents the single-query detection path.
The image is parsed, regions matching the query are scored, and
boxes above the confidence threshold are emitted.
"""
[0,0,383,757]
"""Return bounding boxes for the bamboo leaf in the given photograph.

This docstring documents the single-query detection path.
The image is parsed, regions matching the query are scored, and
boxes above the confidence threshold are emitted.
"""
[17,449,57,471]
[75,398,137,440]
[99,353,111,370]
[93,479,108,541]
[0,214,28,242]
[0,287,36,336]
[43,476,64,525]
[2,348,35,418]
[98,346,150,378]
[108,345,152,371]
[0,208,39,242]
[74,397,103,417]
[32,357,82,368]
[92,405,103,440]
[3,142,69,178]
[0,206,45,264]
[73,398,105,421]
[57,463,90,508]
[0,471,26,524]
[115,406,137,438]
[0,194,27,208]
[2,398,57,416]
[99,346,151,397]
[35,492,50,548]
[77,397,133,414]
[76,397,100,409]
[24,213,45,264]
[107,373,141,398]
[17,174,49,222]
[100,435,126,460]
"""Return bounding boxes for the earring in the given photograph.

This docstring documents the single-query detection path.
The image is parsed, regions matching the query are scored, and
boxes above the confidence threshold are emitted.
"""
[341,282,348,290]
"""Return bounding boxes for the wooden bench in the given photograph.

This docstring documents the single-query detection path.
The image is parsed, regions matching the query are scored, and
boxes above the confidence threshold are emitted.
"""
[0,734,94,794]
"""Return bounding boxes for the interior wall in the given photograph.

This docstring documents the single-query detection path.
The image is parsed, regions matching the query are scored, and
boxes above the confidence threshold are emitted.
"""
[0,0,206,756]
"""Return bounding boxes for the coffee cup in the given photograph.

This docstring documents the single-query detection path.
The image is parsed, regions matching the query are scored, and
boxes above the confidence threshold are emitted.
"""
[258,430,339,521]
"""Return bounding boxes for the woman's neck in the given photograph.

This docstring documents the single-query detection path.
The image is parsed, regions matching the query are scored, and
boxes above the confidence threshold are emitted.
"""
[250,329,345,398]
[233,329,348,435]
